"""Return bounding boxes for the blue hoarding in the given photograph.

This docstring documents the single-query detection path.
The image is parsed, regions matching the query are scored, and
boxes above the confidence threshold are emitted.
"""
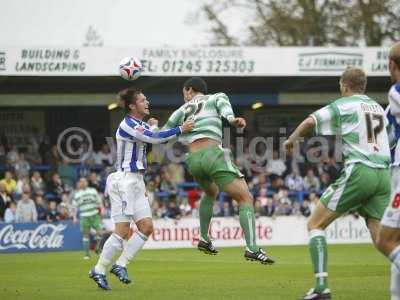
[0,221,82,253]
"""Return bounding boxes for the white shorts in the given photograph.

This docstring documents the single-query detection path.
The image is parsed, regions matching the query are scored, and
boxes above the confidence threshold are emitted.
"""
[106,171,152,224]
[381,166,400,228]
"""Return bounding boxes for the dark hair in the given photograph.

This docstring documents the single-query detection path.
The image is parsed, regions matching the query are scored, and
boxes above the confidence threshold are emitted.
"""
[393,57,400,69]
[183,77,207,94]
[340,67,367,93]
[118,87,142,112]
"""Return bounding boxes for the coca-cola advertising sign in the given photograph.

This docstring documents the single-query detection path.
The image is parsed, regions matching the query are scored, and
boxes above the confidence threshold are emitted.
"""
[0,221,82,253]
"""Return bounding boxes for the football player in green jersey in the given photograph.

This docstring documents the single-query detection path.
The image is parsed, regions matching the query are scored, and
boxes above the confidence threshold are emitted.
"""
[284,67,391,300]
[72,177,103,259]
[158,77,274,264]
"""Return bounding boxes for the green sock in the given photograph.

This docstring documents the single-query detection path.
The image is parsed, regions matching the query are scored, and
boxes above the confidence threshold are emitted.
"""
[95,235,102,253]
[239,204,258,252]
[309,230,328,292]
[199,195,214,242]
[83,238,90,257]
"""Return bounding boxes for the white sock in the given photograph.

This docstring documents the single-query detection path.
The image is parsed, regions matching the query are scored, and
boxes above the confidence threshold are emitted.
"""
[115,231,148,267]
[95,233,124,274]
[391,263,400,300]
[390,245,400,271]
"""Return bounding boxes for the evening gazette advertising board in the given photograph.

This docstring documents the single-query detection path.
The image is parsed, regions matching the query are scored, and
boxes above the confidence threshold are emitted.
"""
[0,46,390,77]
[103,215,372,250]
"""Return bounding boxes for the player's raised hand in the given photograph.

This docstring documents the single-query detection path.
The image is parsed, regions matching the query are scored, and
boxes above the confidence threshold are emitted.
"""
[181,120,195,133]
[283,139,294,153]
[231,117,246,128]
[148,118,159,127]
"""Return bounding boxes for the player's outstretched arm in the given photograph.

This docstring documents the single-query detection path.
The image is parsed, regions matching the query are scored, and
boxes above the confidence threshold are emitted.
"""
[284,116,316,152]
[120,119,194,144]
[285,102,337,152]
[214,93,247,128]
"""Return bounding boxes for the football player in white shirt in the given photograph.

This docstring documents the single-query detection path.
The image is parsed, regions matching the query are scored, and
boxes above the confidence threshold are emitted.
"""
[89,88,194,290]
[377,41,400,300]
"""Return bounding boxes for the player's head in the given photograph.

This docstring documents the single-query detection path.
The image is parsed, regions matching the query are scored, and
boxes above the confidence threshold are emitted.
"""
[389,41,400,83]
[78,177,88,189]
[119,87,150,118]
[182,77,207,102]
[339,66,367,96]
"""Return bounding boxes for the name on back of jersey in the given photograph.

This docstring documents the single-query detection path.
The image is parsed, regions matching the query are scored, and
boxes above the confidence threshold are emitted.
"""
[361,103,382,113]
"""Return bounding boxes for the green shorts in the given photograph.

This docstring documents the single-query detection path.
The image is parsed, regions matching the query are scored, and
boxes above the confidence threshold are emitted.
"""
[185,145,243,190]
[320,163,390,220]
[80,214,101,235]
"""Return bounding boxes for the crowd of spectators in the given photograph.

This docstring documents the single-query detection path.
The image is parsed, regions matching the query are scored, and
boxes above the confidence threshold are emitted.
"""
[0,141,112,223]
[0,137,342,223]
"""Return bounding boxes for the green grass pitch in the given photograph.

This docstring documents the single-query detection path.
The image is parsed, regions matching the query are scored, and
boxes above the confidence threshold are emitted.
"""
[0,244,389,300]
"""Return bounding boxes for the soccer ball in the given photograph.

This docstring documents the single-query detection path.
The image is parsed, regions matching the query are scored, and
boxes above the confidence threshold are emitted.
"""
[118,57,143,81]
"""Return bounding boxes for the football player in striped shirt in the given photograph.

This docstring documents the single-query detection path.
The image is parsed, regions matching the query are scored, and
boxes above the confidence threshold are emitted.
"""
[161,77,275,264]
[377,41,400,300]
[284,67,391,300]
[89,88,194,290]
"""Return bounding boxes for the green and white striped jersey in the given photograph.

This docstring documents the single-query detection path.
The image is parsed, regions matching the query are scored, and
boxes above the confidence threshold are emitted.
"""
[72,187,101,218]
[164,93,235,144]
[311,94,390,169]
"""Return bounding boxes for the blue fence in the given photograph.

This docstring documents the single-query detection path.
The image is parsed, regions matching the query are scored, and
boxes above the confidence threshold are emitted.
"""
[0,221,82,253]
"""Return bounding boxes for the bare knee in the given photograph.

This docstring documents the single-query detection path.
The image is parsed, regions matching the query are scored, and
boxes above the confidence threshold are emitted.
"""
[241,192,254,205]
[114,223,130,240]
[375,235,392,256]
[223,178,253,204]
[206,190,218,199]
[233,187,253,205]
[205,184,219,199]
[140,223,154,236]
[306,203,339,232]
[307,219,324,232]
[376,228,399,256]
[307,215,331,232]
[137,219,154,237]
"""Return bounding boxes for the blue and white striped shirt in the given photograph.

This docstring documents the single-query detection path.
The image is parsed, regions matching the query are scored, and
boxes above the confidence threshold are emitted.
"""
[116,116,182,172]
[386,83,400,166]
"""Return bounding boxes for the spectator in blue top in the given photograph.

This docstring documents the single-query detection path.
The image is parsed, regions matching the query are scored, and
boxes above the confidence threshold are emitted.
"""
[58,158,77,189]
